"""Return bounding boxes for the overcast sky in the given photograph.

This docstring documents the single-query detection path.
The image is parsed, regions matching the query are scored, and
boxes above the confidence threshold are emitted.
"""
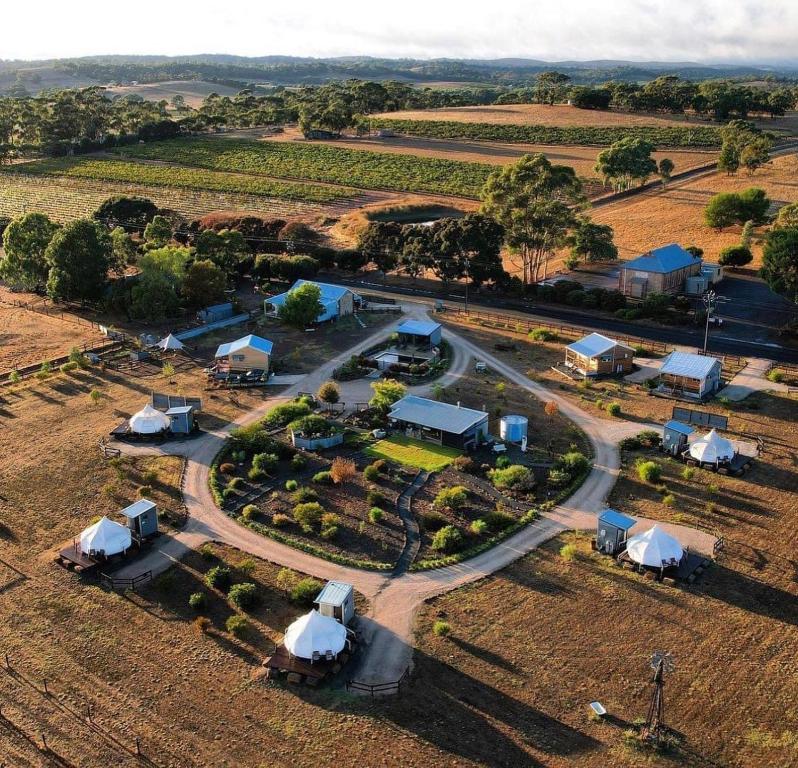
[4,0,797,64]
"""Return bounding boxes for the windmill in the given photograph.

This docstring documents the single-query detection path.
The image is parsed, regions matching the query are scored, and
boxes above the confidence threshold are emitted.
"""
[642,650,674,743]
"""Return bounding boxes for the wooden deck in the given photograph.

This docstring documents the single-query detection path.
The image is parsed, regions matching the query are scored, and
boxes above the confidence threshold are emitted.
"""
[263,641,356,685]
[617,550,713,584]
[57,541,99,573]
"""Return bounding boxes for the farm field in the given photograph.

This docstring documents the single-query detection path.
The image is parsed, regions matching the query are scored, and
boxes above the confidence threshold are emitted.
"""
[592,153,798,267]
[105,79,241,107]
[115,136,495,198]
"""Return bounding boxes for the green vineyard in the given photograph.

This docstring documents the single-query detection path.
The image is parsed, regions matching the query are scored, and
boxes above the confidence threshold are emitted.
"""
[116,137,495,198]
[368,118,724,148]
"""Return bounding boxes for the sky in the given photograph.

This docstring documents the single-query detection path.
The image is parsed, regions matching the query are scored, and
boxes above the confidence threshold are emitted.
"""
[3,0,797,64]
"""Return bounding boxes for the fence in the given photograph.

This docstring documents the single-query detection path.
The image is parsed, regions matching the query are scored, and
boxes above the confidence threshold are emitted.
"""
[98,570,152,592]
[98,439,122,459]
[346,667,410,697]
[0,296,103,331]
[448,308,671,355]
[0,338,122,385]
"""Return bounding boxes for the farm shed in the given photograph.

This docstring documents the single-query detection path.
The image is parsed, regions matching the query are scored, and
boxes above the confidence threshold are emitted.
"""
[79,517,132,557]
[214,334,273,374]
[314,581,355,625]
[662,420,695,456]
[596,509,636,556]
[564,333,635,377]
[265,280,358,324]
[388,395,489,450]
[119,499,159,540]
[618,244,702,298]
[165,405,195,434]
[396,319,442,349]
[657,351,722,399]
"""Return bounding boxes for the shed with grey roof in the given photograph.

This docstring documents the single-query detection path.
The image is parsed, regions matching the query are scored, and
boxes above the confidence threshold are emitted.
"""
[397,319,442,349]
[388,395,489,450]
[314,581,355,625]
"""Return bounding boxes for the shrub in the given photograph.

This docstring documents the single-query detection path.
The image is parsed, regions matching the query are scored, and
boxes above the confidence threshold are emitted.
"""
[241,504,259,521]
[272,513,292,527]
[718,245,753,267]
[237,558,256,576]
[199,543,215,560]
[366,489,387,507]
[369,507,384,524]
[766,370,784,383]
[433,485,468,510]
[289,414,335,438]
[89,389,102,404]
[662,494,676,506]
[291,486,318,503]
[421,511,449,532]
[290,577,323,606]
[431,525,464,553]
[227,477,243,490]
[320,525,339,540]
[544,400,559,417]
[557,451,590,477]
[226,615,248,638]
[363,464,380,482]
[707,483,719,495]
[205,565,231,591]
[312,470,332,484]
[495,455,511,469]
[636,460,662,483]
[228,582,258,610]
[218,463,236,476]
[483,509,515,532]
[529,328,556,342]
[60,361,79,373]
[560,543,578,561]
[470,519,488,535]
[293,501,324,530]
[488,464,535,492]
[291,454,307,471]
[138,485,152,497]
[330,456,357,484]
[189,592,206,610]
[252,452,279,474]
[262,400,312,428]
[317,380,340,404]
[247,468,266,482]
[681,467,696,481]
[321,512,341,529]
[606,402,621,417]
[285,479,298,492]
[452,455,475,473]
[432,620,451,637]
[194,616,211,634]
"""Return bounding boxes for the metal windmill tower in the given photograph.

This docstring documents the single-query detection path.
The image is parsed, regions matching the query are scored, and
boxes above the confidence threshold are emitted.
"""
[642,651,674,743]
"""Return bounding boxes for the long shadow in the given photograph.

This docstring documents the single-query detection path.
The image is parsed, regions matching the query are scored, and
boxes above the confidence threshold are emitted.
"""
[450,636,521,674]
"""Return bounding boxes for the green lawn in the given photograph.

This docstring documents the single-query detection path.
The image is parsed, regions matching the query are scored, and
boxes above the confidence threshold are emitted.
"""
[366,435,461,471]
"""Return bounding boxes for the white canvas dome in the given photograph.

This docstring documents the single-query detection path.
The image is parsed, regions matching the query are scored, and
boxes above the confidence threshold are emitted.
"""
[284,610,347,660]
[79,516,131,556]
[689,429,735,464]
[129,404,170,434]
[157,333,185,351]
[626,525,683,568]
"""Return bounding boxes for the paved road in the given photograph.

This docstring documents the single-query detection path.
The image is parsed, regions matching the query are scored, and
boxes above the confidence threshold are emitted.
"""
[113,301,718,688]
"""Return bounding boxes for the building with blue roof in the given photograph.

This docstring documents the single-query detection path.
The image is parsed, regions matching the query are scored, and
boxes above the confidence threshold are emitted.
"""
[657,351,722,399]
[214,334,273,373]
[564,332,635,377]
[397,319,442,349]
[619,243,702,298]
[597,509,637,555]
[388,395,489,450]
[264,280,358,324]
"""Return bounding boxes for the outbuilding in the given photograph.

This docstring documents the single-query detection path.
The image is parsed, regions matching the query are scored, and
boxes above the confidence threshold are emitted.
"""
[314,581,355,625]
[214,334,273,374]
[564,333,635,377]
[596,509,637,556]
[618,244,702,298]
[388,395,489,450]
[165,405,196,434]
[662,420,695,456]
[396,319,442,350]
[265,280,358,324]
[657,351,722,399]
[284,610,348,661]
[119,499,159,540]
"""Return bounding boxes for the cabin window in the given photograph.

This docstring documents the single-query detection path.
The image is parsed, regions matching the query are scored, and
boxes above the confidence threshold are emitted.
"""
[232,354,245,361]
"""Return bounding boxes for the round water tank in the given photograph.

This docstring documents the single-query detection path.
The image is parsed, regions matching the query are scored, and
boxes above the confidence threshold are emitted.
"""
[499,415,528,443]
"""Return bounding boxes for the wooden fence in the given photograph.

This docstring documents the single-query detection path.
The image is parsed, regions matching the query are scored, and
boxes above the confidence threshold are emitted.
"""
[346,667,410,697]
[1,296,104,331]
[98,570,152,592]
[0,339,122,385]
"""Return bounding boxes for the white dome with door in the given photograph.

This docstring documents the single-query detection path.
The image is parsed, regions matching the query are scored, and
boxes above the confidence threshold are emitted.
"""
[283,610,347,660]
[625,525,683,568]
[129,403,171,434]
[79,516,132,556]
[688,429,735,464]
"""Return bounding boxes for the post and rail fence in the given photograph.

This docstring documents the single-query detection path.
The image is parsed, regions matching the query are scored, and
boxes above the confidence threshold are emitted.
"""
[346,667,410,698]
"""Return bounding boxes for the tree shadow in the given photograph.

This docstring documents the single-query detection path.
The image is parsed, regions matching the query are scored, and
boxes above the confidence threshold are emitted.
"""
[450,636,521,674]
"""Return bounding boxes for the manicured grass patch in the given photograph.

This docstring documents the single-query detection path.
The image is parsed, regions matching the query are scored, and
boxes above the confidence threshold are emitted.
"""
[365,435,461,472]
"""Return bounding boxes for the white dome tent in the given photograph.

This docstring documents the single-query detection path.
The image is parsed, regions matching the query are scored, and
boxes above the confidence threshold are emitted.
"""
[625,525,683,569]
[689,428,735,465]
[79,516,132,557]
[129,404,171,435]
[157,333,185,352]
[284,610,347,660]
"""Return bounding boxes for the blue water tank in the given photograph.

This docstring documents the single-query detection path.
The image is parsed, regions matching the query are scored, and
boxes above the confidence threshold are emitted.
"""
[500,415,528,443]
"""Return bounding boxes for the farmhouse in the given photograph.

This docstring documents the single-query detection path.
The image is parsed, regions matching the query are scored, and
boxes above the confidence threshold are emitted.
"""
[564,333,635,377]
[657,351,722,399]
[265,280,358,323]
[618,243,702,298]
[214,334,273,374]
[388,395,489,450]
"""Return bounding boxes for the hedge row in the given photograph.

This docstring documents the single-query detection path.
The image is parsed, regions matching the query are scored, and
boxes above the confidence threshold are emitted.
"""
[370,118,723,148]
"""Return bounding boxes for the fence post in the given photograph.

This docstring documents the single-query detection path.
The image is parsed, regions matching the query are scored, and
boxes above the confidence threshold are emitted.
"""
[43,679,48,696]
[135,737,141,756]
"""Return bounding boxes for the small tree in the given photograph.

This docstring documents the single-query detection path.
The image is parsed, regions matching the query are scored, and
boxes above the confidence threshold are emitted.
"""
[544,401,559,417]
[704,193,741,230]
[143,215,172,248]
[330,457,357,485]
[369,378,406,411]
[182,259,227,309]
[718,245,753,267]
[317,381,340,404]
[278,282,323,328]
[658,158,675,188]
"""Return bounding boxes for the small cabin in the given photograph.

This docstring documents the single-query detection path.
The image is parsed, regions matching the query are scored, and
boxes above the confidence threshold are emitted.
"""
[388,395,489,451]
[214,334,273,374]
[662,420,694,456]
[564,333,635,378]
[396,319,442,350]
[657,351,722,399]
[166,405,195,434]
[119,499,159,540]
[314,581,355,625]
[596,509,636,556]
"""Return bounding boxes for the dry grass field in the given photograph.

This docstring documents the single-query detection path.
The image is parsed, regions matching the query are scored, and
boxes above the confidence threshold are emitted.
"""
[105,80,241,107]
[593,154,798,267]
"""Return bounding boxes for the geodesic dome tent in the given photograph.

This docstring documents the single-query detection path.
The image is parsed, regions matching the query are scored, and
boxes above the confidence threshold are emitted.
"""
[283,610,347,660]
[625,525,683,568]
[688,429,735,465]
[129,404,171,435]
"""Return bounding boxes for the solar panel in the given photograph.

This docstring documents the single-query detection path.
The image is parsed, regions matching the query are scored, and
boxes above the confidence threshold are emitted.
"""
[671,406,727,430]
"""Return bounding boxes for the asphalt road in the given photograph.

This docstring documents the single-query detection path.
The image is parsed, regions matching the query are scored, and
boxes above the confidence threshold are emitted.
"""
[334,277,798,364]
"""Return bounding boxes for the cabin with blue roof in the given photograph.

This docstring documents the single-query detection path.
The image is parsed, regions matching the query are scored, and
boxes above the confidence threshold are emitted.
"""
[596,509,637,555]
[265,280,358,324]
[618,243,702,298]
[397,319,442,349]
[214,334,273,374]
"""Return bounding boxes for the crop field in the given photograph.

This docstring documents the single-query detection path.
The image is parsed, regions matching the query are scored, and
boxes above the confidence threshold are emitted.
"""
[10,156,356,203]
[0,168,355,224]
[592,153,798,267]
[115,136,496,198]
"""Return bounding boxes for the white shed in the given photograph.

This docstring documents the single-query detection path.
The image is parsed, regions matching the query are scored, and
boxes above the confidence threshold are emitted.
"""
[314,580,355,625]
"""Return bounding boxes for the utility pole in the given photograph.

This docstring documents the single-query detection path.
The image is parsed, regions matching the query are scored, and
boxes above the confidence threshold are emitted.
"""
[642,651,674,744]
[702,290,716,354]
[464,257,470,314]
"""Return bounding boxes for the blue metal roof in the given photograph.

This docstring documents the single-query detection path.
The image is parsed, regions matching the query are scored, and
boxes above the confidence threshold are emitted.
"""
[623,244,699,274]
[664,420,694,435]
[660,351,720,379]
[397,319,442,337]
[290,279,353,301]
[566,332,632,358]
[215,334,273,358]
[599,509,637,530]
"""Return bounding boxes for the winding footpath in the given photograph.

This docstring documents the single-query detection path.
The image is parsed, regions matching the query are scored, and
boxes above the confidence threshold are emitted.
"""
[114,301,717,686]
